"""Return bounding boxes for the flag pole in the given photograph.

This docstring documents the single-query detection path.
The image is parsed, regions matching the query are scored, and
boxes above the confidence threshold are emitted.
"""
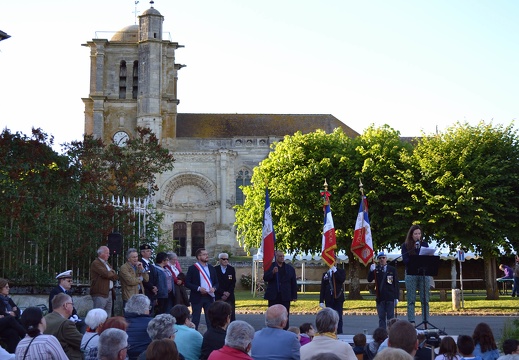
[359,179,375,266]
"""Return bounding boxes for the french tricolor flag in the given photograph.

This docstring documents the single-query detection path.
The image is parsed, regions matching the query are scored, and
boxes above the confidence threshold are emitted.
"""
[261,188,276,272]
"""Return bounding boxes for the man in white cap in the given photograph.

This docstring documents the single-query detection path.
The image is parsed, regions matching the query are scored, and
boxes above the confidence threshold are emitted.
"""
[368,251,399,329]
[49,270,86,333]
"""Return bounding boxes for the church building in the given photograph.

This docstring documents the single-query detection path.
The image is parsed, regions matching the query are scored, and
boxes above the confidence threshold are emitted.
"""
[82,3,358,257]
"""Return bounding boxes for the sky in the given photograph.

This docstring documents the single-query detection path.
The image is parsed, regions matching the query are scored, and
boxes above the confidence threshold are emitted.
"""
[1,0,518,152]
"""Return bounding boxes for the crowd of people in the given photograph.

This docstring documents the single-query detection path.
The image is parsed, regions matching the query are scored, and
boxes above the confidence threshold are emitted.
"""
[0,241,516,360]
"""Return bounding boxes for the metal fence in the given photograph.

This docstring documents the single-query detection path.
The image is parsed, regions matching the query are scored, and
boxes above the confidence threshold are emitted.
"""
[0,196,154,287]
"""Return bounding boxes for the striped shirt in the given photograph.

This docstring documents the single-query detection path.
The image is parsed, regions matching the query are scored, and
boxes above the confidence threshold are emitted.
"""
[15,334,68,360]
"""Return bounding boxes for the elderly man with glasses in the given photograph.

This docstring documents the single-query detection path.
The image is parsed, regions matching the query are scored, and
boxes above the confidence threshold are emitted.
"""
[215,252,237,321]
[368,251,399,329]
[44,293,83,360]
[98,328,129,360]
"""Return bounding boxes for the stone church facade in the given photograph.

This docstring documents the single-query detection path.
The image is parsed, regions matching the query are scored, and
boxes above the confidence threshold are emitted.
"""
[82,4,358,257]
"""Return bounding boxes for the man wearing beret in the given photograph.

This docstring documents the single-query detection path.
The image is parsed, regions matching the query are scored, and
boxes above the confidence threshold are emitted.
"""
[368,251,399,329]
[139,244,158,313]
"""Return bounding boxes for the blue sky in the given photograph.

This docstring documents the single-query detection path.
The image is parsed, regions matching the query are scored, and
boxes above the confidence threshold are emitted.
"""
[1,0,517,150]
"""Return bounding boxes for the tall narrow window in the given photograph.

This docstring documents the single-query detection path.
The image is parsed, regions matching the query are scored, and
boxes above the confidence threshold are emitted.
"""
[236,169,252,205]
[132,60,139,99]
[119,61,127,99]
[173,222,186,257]
[191,222,205,256]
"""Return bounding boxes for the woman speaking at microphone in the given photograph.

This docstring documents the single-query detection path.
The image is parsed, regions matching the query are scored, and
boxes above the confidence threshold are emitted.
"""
[401,225,429,325]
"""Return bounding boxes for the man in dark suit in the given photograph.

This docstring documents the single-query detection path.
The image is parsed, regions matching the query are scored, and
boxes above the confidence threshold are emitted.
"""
[139,243,158,313]
[48,270,86,333]
[215,252,237,321]
[319,256,346,334]
[263,250,298,330]
[185,248,219,329]
[368,251,399,329]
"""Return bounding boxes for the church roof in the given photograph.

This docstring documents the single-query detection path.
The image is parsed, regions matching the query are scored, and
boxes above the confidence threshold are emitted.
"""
[176,113,359,139]
[110,25,139,42]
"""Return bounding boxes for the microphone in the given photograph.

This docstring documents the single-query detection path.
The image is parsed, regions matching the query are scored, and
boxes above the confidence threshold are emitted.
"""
[415,240,420,250]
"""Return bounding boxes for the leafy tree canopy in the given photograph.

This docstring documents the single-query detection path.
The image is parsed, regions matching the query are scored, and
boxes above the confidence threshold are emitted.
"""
[235,125,413,255]
[402,121,519,256]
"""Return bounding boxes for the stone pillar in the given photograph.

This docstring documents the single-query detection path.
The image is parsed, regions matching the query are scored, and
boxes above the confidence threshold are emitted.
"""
[186,221,192,257]
[219,150,228,224]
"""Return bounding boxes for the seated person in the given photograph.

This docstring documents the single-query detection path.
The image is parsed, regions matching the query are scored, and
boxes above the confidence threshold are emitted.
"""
[208,320,255,360]
[15,306,67,359]
[352,333,367,355]
[125,294,152,360]
[137,314,185,360]
[299,323,315,346]
[200,301,232,360]
[98,328,129,360]
[43,293,83,360]
[0,278,26,353]
[170,304,203,360]
[82,308,108,360]
[146,339,180,360]
[435,336,461,360]
[497,339,519,360]
[365,328,388,360]
[288,327,301,343]
[457,335,482,360]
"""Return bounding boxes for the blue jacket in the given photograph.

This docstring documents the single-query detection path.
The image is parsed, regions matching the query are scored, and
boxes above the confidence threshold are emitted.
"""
[153,264,168,299]
[251,327,300,360]
[125,313,152,360]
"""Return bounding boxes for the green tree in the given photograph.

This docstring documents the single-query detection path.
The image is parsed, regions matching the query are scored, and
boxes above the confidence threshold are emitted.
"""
[0,128,77,283]
[235,126,412,298]
[0,126,175,284]
[402,122,519,299]
[65,127,175,198]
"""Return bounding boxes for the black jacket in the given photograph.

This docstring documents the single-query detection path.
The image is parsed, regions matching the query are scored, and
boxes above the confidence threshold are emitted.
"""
[200,326,226,360]
[367,264,399,302]
[263,262,298,302]
[215,264,236,302]
[319,268,346,304]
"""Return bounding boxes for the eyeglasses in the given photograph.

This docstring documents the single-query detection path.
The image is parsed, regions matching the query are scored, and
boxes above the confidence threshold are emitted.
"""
[65,302,74,307]
[220,258,228,261]
[379,257,386,259]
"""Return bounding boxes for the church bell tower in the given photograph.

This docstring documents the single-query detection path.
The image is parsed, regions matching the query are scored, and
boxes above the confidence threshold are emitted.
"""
[82,2,183,145]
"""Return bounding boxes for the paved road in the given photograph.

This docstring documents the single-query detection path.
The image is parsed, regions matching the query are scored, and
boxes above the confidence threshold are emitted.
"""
[222,314,514,339]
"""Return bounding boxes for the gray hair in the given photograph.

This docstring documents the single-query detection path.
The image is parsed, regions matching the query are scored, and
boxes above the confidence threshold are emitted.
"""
[218,253,228,259]
[166,252,178,260]
[147,314,176,340]
[126,248,138,259]
[265,304,288,328]
[225,320,255,351]
[85,308,108,330]
[98,328,128,360]
[51,293,71,310]
[373,347,414,360]
[124,294,150,315]
[97,246,108,255]
[315,307,339,333]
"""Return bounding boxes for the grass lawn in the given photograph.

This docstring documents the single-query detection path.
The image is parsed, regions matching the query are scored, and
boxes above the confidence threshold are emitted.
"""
[234,290,519,316]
